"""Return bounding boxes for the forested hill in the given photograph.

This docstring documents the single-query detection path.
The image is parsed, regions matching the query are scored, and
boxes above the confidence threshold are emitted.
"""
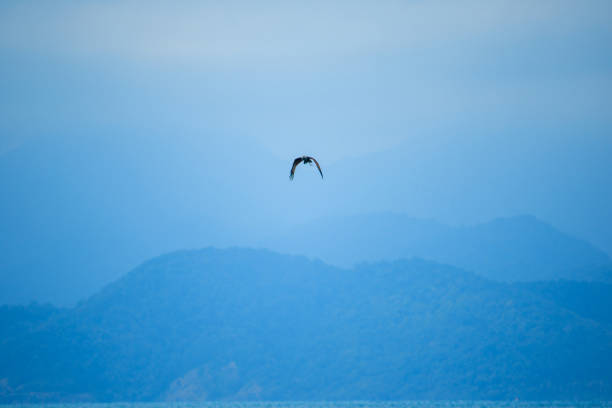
[1,248,612,402]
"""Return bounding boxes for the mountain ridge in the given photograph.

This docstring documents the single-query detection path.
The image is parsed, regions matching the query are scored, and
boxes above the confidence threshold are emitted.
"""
[268,213,611,282]
[1,129,611,305]
[1,247,611,402]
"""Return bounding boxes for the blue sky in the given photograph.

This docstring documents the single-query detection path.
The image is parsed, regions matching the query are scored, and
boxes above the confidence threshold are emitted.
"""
[2,0,611,161]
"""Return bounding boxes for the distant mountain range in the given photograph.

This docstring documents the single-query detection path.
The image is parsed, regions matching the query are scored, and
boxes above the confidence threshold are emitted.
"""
[268,213,612,282]
[1,248,611,401]
[1,132,611,305]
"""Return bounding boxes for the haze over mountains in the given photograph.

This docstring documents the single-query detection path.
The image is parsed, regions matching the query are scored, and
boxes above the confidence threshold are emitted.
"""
[1,133,611,305]
[2,1,612,403]
[2,248,612,402]
[269,213,611,282]
[2,135,611,400]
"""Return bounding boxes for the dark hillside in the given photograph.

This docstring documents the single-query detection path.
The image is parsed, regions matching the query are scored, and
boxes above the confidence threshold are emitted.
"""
[0,303,61,345]
[1,248,611,401]
[518,280,612,325]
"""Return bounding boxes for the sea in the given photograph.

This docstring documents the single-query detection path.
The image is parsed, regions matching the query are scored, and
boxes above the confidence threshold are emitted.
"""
[2,402,611,408]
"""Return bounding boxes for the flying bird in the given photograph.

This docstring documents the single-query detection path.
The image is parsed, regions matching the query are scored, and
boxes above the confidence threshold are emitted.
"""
[289,156,323,180]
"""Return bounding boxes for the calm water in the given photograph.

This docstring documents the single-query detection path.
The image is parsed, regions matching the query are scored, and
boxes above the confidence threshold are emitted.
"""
[2,402,611,408]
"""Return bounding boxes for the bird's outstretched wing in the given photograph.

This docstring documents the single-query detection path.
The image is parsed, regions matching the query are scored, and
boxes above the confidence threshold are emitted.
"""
[307,156,324,179]
[289,157,303,180]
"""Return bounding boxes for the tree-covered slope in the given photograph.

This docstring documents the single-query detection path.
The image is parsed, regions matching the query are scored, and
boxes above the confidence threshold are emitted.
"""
[1,248,611,401]
[517,280,612,326]
[0,303,61,346]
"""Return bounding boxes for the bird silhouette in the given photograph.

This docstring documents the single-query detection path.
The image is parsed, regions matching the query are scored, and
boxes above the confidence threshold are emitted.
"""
[289,156,323,180]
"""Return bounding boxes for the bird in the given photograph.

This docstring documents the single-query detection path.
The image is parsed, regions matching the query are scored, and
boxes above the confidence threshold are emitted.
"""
[289,156,323,180]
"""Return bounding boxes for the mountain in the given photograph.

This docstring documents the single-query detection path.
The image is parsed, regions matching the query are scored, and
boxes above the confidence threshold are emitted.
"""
[2,128,612,306]
[1,248,611,401]
[269,213,611,282]
[0,303,61,347]
[0,131,292,305]
[316,129,612,258]
[516,279,612,326]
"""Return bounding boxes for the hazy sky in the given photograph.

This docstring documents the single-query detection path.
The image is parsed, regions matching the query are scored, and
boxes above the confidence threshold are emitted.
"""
[2,0,611,161]
[1,1,612,305]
